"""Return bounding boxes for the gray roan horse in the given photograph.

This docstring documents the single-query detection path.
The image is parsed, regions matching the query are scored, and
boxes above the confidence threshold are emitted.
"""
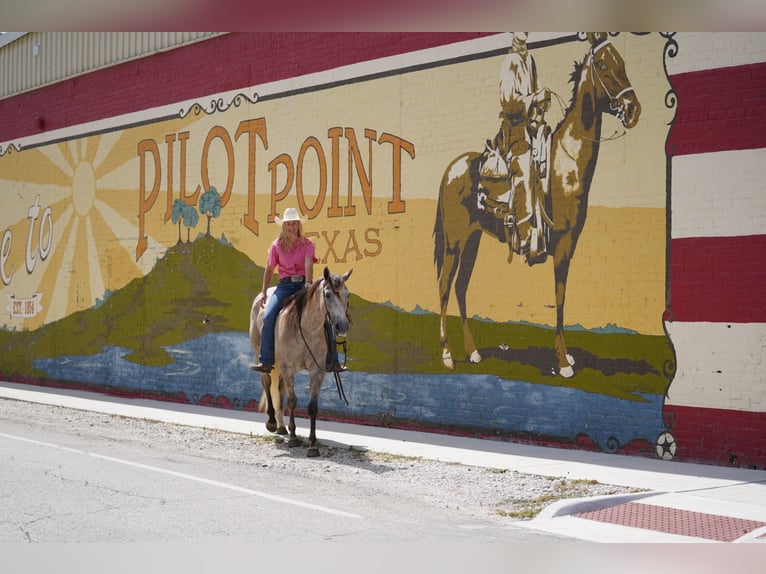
[249,267,353,457]
[434,33,641,378]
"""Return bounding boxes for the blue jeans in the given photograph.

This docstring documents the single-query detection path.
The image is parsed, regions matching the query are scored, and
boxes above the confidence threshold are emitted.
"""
[258,280,305,366]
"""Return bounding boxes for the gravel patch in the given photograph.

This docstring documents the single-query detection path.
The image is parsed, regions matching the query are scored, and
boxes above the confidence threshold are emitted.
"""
[0,397,642,520]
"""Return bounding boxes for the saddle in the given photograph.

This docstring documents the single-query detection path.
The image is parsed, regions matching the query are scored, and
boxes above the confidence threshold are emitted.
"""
[475,128,552,265]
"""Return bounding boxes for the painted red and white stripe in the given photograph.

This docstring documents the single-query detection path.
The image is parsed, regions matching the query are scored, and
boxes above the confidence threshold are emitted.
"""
[665,32,766,466]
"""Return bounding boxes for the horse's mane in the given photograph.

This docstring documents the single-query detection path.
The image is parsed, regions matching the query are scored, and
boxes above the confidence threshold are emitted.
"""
[553,59,584,134]
[282,279,322,325]
[568,60,584,108]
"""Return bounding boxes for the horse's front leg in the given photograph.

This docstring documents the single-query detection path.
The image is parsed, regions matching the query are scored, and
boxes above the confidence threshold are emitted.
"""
[274,374,287,435]
[286,384,300,448]
[455,230,483,364]
[306,397,319,458]
[554,329,575,377]
[437,241,459,370]
[553,246,576,378]
[260,373,279,433]
[305,372,323,457]
[439,286,455,370]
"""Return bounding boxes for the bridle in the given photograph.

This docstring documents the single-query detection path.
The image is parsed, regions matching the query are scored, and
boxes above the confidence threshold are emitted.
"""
[297,277,351,405]
[588,39,635,126]
[557,39,632,156]
[322,279,351,405]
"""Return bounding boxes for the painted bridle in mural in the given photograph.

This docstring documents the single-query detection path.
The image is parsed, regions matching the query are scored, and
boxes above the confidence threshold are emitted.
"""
[587,35,641,130]
[434,33,641,378]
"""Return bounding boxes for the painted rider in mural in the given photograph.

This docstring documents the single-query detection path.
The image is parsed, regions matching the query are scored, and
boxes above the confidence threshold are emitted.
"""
[489,32,552,262]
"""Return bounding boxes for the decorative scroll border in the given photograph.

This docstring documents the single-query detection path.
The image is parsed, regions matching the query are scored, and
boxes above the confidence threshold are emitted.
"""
[179,91,260,119]
[0,142,21,157]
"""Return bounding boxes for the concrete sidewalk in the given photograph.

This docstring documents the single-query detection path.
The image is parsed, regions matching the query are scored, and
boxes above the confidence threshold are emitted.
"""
[2,380,765,543]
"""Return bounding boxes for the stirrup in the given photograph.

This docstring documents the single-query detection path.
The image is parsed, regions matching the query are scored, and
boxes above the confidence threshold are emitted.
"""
[251,363,273,373]
[326,362,348,373]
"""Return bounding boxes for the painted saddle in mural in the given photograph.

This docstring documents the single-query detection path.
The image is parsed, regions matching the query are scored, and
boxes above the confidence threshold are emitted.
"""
[477,120,552,266]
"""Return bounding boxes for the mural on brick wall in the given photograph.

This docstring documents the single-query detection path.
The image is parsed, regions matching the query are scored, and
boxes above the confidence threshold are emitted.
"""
[0,33,678,457]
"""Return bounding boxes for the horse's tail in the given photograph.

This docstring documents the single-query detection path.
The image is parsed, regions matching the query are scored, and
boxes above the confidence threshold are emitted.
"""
[433,175,446,279]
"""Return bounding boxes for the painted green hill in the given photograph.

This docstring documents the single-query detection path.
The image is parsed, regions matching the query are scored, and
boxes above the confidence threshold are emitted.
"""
[0,236,262,376]
[0,235,674,401]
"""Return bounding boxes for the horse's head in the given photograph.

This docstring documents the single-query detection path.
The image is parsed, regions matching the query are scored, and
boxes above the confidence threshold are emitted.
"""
[322,266,353,337]
[586,32,641,129]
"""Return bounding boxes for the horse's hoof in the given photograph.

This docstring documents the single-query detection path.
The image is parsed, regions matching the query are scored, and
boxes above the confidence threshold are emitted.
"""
[306,447,320,458]
[266,421,278,433]
[288,438,302,448]
[560,365,574,378]
[442,349,455,370]
[276,426,288,435]
[469,350,482,364]
[566,354,575,366]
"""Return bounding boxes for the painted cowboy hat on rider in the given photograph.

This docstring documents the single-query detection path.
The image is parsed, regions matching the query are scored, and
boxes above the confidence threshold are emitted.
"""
[274,207,306,225]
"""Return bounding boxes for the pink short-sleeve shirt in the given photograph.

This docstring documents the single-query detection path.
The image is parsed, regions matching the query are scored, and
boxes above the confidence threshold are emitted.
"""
[267,237,316,280]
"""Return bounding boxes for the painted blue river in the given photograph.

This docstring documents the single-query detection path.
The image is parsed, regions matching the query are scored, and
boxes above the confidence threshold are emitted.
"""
[34,332,666,452]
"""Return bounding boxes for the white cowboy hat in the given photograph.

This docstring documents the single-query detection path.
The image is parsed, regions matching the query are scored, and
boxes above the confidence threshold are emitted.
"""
[274,207,306,225]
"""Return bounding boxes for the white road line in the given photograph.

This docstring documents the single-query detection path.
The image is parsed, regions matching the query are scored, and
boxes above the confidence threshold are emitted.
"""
[0,431,363,519]
[0,432,87,455]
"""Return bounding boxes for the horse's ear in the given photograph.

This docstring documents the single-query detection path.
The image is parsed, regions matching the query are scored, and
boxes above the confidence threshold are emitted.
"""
[342,269,353,282]
[586,32,607,46]
[323,267,331,281]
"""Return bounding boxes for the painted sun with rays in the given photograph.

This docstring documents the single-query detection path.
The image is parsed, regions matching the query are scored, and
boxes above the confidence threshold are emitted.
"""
[2,131,165,330]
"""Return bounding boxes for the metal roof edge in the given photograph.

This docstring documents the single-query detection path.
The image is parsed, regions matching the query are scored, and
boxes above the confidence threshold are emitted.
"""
[0,32,28,50]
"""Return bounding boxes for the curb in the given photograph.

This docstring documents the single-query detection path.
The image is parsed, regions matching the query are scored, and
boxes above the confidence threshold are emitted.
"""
[535,491,660,519]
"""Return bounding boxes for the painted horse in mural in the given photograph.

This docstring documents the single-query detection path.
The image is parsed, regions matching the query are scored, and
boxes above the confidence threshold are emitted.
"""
[249,267,353,457]
[434,33,641,378]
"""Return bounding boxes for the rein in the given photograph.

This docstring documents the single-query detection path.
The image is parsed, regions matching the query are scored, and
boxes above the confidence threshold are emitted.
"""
[589,40,634,126]
[296,280,350,406]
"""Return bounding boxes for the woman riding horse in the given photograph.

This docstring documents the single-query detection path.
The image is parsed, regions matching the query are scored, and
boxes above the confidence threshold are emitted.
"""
[249,266,353,457]
[252,207,346,374]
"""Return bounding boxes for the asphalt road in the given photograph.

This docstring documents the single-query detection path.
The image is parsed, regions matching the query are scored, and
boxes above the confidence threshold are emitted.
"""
[0,399,573,544]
